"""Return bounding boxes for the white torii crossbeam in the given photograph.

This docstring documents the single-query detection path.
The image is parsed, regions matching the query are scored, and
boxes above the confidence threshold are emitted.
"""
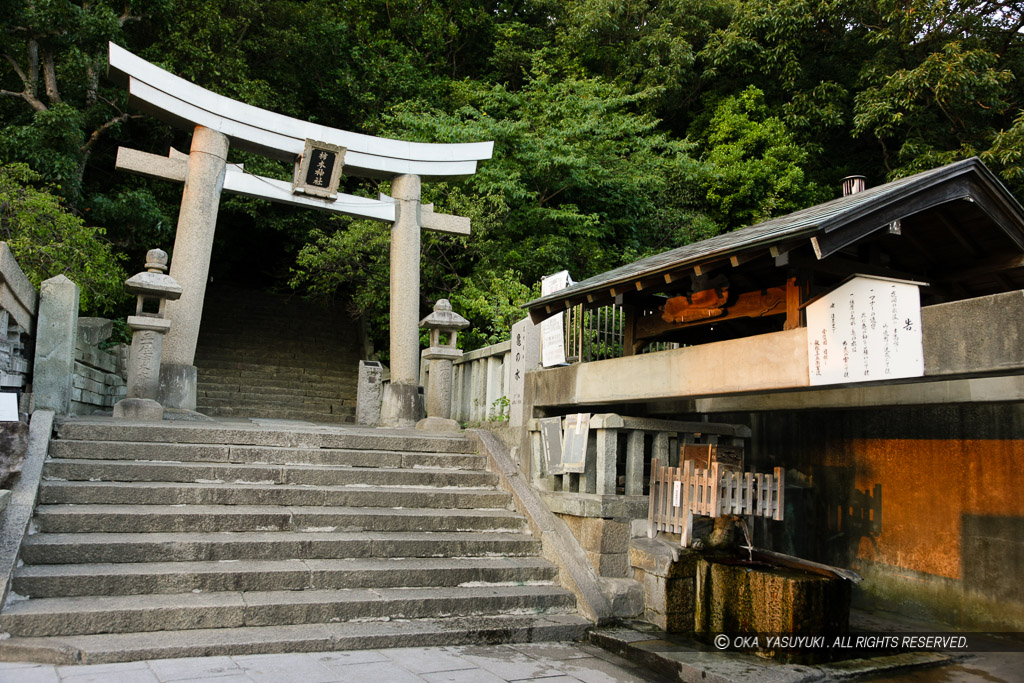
[108,43,492,425]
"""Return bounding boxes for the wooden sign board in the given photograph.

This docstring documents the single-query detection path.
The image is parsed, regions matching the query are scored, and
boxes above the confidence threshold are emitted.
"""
[681,443,743,471]
[805,275,925,386]
[561,413,591,473]
[293,139,345,199]
[538,417,564,475]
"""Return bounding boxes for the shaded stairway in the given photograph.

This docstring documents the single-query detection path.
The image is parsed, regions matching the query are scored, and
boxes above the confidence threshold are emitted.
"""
[194,286,361,423]
[0,419,588,663]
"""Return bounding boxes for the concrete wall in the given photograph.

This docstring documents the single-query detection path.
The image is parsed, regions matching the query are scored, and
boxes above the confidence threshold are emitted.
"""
[740,403,1024,630]
[519,290,1024,629]
[526,291,1024,414]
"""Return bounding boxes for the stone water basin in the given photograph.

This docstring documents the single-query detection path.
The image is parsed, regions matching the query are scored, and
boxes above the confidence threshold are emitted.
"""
[694,551,853,662]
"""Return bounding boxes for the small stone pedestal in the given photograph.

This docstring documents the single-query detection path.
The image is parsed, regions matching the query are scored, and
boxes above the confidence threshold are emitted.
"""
[112,249,182,420]
[416,299,468,432]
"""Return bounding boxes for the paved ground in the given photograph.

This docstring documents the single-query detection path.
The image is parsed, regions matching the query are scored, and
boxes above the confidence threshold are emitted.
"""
[0,642,667,683]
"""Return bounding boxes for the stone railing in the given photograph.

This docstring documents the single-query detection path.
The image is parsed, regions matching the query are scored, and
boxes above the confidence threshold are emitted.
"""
[528,414,751,520]
[0,243,38,392]
[71,318,127,416]
[440,340,511,423]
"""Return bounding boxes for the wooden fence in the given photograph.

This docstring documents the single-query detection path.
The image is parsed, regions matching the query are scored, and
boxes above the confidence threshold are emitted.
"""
[648,459,785,547]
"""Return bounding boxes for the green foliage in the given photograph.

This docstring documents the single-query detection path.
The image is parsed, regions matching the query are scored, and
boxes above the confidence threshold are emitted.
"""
[447,270,538,350]
[698,86,827,226]
[0,163,127,314]
[3,0,1024,354]
[386,63,710,282]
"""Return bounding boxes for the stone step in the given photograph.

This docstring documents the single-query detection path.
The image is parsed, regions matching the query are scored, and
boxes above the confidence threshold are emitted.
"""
[55,421,476,453]
[13,556,556,597]
[195,407,354,424]
[196,396,350,412]
[195,385,355,403]
[0,585,575,637]
[34,505,526,534]
[21,531,541,565]
[196,368,356,385]
[43,459,498,489]
[47,441,486,470]
[196,361,358,378]
[196,375,355,391]
[196,381,352,395]
[39,481,511,509]
[0,613,592,664]
[195,354,360,370]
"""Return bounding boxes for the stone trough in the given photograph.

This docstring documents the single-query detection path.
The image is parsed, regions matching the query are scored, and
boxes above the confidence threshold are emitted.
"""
[632,537,857,663]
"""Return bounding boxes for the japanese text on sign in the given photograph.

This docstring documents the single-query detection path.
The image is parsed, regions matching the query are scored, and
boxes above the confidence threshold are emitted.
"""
[805,275,925,386]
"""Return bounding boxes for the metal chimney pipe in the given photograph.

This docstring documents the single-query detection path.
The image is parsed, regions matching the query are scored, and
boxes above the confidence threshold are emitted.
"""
[841,175,866,196]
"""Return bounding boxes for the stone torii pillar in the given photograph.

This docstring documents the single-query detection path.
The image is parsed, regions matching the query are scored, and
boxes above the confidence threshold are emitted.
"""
[379,174,424,427]
[107,42,492,422]
[159,126,229,410]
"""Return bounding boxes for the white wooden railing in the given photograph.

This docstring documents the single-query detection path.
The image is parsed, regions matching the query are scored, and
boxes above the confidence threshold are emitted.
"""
[648,459,784,547]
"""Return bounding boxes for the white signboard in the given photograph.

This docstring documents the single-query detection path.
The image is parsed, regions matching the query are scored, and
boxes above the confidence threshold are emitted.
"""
[560,413,591,474]
[540,271,572,367]
[805,275,925,386]
[0,393,17,421]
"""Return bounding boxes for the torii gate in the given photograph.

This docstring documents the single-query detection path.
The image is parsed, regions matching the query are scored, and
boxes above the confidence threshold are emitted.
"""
[107,43,492,427]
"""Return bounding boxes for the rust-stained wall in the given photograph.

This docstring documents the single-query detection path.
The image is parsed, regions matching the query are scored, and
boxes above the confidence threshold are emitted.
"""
[740,403,1024,629]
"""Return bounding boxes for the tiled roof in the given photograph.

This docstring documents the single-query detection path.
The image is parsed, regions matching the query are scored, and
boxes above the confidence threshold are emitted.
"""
[526,157,1022,312]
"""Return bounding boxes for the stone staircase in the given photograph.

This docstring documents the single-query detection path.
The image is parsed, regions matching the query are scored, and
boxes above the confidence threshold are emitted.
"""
[0,419,588,664]
[194,286,361,423]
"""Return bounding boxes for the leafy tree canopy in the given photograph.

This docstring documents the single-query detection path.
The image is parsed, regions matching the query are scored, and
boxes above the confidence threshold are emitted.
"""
[2,0,1023,351]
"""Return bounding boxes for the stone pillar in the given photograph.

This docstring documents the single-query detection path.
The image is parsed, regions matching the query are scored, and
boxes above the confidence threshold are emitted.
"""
[32,275,80,414]
[356,360,384,426]
[508,316,541,428]
[159,125,229,410]
[380,174,423,427]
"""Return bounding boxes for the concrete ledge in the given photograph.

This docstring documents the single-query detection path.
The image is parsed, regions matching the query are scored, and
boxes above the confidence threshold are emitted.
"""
[0,409,54,607]
[466,428,615,624]
[540,491,649,520]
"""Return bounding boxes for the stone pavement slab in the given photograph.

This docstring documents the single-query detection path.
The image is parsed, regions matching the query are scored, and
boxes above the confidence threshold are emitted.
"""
[0,641,668,683]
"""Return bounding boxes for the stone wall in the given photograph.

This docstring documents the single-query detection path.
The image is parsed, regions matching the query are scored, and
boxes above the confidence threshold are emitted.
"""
[735,402,1024,631]
[71,318,127,416]
[0,243,38,393]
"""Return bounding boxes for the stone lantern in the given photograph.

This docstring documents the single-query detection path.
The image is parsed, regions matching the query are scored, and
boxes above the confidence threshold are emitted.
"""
[417,299,469,431]
[112,249,182,420]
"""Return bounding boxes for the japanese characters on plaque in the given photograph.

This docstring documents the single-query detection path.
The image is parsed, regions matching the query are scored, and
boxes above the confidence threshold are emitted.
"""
[293,139,346,199]
[508,316,540,427]
[540,270,572,367]
[805,275,925,386]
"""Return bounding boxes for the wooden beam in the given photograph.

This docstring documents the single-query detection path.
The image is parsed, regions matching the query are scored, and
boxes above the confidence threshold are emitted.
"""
[812,179,972,259]
[784,277,802,331]
[780,252,917,282]
[935,213,983,258]
[730,251,764,268]
[622,306,638,357]
[935,254,1024,283]
[635,286,787,341]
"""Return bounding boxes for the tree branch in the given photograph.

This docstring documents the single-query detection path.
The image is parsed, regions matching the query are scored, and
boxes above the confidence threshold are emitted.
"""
[2,52,46,112]
[80,113,140,156]
[42,48,60,104]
